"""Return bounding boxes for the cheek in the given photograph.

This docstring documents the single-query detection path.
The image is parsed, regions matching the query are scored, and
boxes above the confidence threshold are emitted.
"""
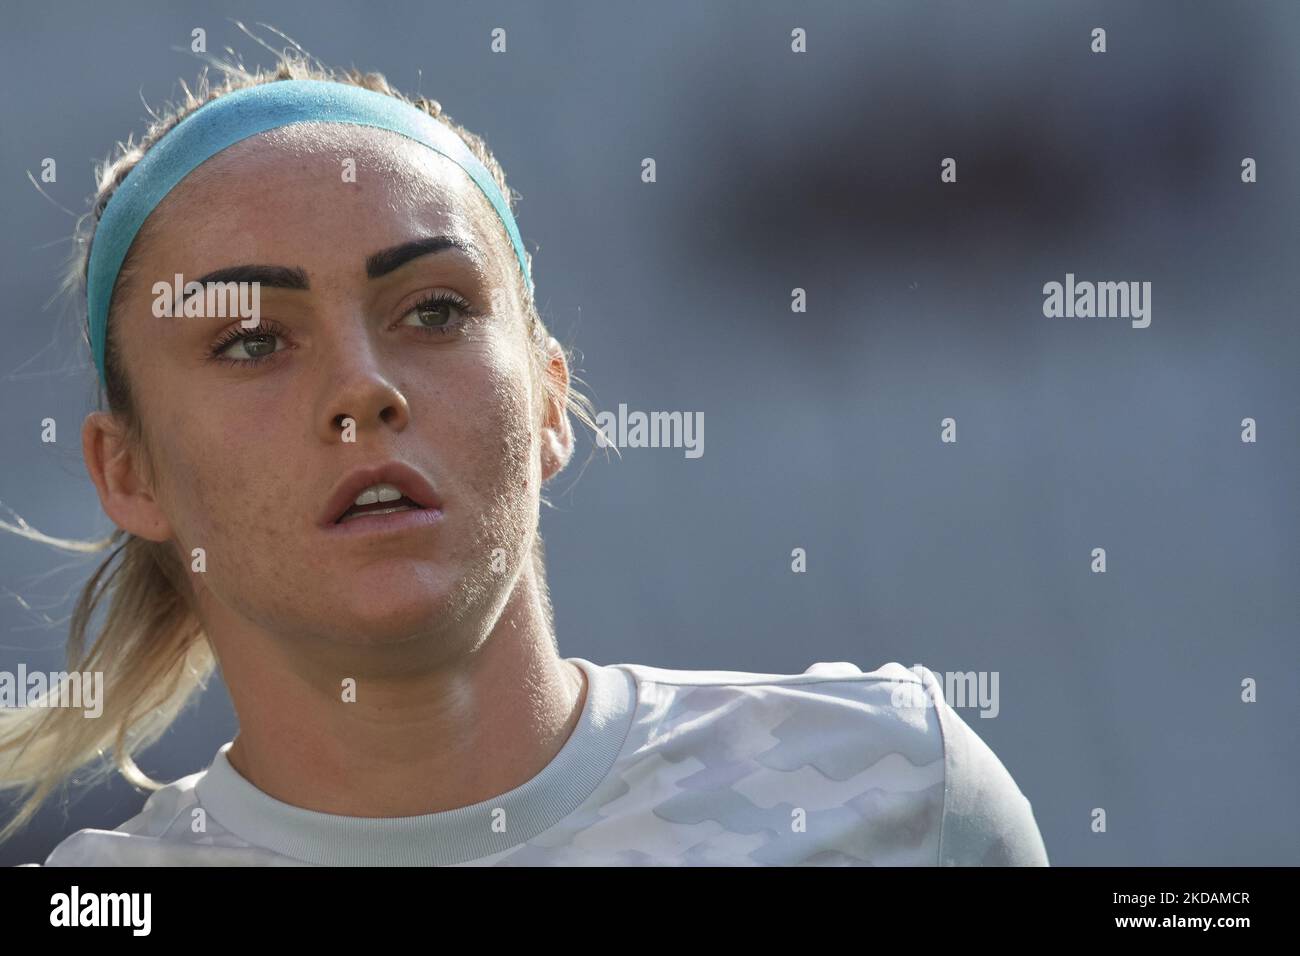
[145,411,331,631]
[427,339,540,555]
[142,404,292,570]
[447,344,536,497]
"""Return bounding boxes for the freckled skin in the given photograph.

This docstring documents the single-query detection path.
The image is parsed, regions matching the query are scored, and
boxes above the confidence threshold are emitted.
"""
[105,125,552,666]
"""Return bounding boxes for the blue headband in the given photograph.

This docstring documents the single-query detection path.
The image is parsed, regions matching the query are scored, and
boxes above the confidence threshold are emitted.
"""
[86,78,532,384]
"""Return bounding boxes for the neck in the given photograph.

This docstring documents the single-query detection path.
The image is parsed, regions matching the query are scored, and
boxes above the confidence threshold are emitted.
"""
[202,566,586,817]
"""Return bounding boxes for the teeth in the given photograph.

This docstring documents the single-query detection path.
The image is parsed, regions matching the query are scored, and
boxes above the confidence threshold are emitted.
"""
[353,483,404,507]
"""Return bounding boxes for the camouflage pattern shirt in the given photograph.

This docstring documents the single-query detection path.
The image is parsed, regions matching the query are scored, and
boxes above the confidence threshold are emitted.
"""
[38,657,1049,866]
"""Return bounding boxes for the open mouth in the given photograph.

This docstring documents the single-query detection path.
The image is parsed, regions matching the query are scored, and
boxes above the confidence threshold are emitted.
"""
[334,483,429,525]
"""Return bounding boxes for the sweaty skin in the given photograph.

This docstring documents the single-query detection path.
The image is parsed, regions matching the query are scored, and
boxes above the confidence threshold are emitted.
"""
[81,122,585,817]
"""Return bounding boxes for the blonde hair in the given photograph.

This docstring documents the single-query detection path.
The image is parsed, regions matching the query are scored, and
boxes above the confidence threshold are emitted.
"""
[0,42,600,846]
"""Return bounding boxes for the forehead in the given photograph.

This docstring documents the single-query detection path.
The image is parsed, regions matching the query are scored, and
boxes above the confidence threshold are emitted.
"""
[140,122,512,282]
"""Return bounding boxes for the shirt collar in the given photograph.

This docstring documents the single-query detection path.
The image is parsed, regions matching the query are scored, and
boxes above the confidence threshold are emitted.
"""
[194,657,634,865]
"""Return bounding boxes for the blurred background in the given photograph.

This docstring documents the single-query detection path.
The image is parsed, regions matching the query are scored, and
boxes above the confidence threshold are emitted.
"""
[0,0,1296,866]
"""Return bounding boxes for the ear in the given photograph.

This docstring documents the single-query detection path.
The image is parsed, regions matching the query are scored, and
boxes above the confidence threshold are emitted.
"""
[81,412,174,542]
[538,336,574,482]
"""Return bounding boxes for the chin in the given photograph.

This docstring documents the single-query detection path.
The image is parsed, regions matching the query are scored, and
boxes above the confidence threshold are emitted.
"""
[327,569,476,645]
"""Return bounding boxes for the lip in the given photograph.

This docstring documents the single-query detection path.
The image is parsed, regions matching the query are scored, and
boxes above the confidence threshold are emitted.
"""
[322,505,444,538]
[318,461,443,529]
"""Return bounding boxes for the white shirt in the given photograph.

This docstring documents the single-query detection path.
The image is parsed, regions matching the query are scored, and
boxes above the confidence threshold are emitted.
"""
[37,657,1048,866]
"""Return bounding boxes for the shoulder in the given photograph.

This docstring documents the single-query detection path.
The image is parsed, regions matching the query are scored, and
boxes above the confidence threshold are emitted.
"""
[617,658,927,699]
[915,667,1050,866]
[39,768,203,866]
[615,659,940,749]
[614,658,941,753]
[40,766,293,867]
[40,830,301,866]
[618,657,937,715]
[612,659,1048,866]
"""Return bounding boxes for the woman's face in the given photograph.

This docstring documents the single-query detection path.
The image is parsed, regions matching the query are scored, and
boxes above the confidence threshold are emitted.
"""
[99,123,567,649]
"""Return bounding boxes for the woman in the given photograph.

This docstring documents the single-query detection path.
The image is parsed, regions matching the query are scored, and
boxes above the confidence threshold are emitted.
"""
[1,52,1048,866]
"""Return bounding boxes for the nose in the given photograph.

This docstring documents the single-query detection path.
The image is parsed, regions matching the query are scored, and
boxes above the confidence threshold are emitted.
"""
[315,333,411,443]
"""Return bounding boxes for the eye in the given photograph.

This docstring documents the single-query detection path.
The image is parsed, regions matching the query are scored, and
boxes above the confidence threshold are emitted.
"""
[398,290,474,335]
[210,320,289,365]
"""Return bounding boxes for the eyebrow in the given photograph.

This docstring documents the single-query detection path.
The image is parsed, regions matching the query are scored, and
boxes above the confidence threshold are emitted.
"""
[185,235,480,294]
